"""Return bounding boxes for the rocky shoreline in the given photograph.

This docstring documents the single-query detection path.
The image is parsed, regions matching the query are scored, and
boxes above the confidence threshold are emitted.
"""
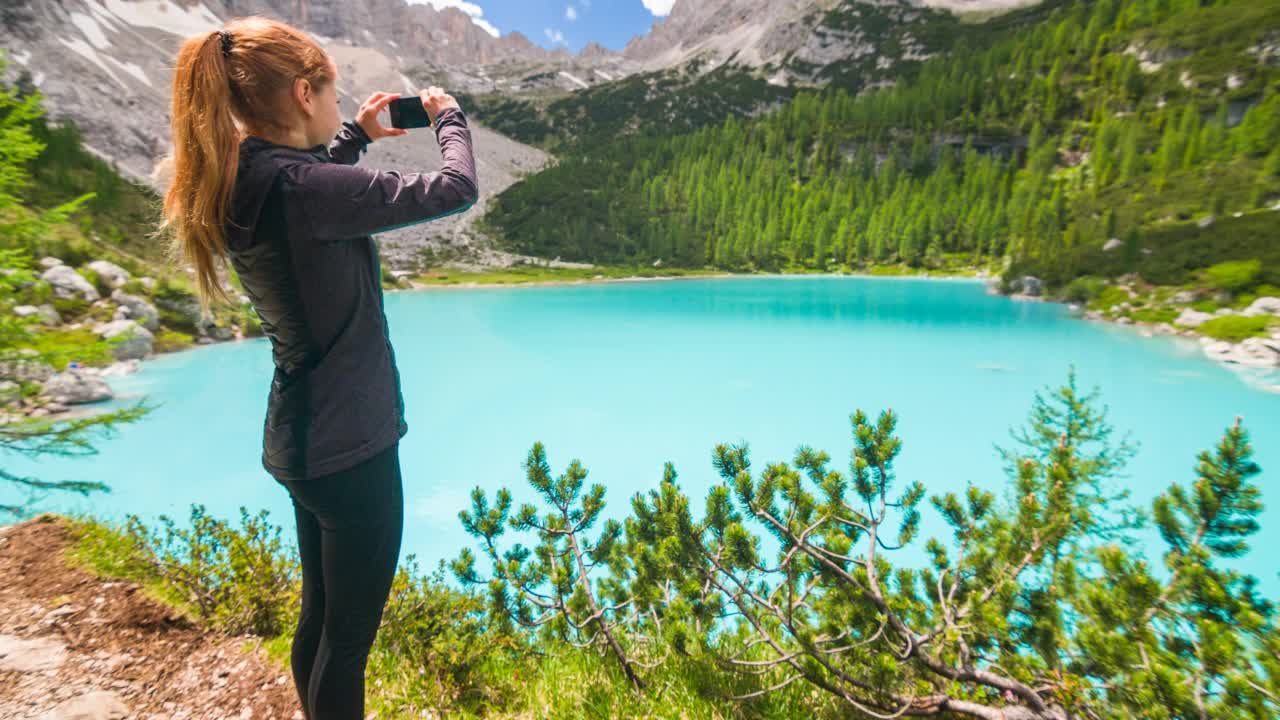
[1,256,253,426]
[7,264,1277,427]
[1006,274,1280,387]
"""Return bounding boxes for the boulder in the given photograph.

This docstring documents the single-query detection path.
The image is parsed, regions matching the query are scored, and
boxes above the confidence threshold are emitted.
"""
[1171,290,1198,304]
[1243,296,1280,317]
[138,276,157,291]
[86,260,131,290]
[95,320,154,361]
[100,360,140,378]
[13,305,39,318]
[155,293,203,329]
[41,265,100,302]
[1175,308,1214,328]
[35,304,61,326]
[42,370,113,405]
[110,289,160,331]
[1214,308,1234,316]
[1020,276,1044,297]
[38,256,64,269]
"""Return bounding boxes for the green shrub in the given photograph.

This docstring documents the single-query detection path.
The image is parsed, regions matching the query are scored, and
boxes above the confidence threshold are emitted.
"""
[28,327,114,368]
[51,296,89,319]
[120,279,147,296]
[1064,276,1107,303]
[1091,285,1132,310]
[1132,307,1179,324]
[152,330,195,353]
[119,505,300,637]
[1203,259,1263,294]
[1197,315,1274,342]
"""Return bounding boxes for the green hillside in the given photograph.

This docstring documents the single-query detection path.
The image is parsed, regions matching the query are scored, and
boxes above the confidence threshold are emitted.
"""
[483,0,1280,295]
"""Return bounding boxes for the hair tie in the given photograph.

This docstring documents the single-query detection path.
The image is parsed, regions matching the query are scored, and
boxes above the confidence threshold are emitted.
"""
[217,30,233,58]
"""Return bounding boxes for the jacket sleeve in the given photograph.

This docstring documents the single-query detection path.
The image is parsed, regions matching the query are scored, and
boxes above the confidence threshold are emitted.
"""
[327,120,373,165]
[291,108,479,241]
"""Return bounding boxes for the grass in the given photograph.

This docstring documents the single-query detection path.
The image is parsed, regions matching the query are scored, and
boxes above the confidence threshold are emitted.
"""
[1197,315,1275,342]
[26,327,115,368]
[411,264,728,286]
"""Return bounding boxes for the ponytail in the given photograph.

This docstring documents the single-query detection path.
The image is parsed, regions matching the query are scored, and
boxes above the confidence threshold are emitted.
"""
[160,17,333,314]
[162,30,238,313]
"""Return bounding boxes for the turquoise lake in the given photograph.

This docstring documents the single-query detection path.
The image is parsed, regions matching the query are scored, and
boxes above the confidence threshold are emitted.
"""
[5,276,1278,593]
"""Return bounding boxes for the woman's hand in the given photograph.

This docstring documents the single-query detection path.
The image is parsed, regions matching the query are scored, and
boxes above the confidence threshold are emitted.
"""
[420,86,460,125]
[356,92,409,141]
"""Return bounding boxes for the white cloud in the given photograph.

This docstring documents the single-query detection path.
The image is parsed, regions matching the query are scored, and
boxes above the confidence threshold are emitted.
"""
[640,0,676,16]
[544,27,566,45]
[565,5,578,21]
[407,0,500,37]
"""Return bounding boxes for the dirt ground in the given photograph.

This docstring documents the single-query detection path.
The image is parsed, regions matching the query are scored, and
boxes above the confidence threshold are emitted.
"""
[0,515,303,720]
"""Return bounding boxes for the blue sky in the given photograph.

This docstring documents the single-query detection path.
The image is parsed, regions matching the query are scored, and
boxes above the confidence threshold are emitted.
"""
[407,0,674,52]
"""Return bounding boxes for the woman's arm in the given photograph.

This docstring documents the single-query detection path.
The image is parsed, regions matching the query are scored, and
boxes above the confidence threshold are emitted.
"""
[287,106,479,240]
[327,120,372,165]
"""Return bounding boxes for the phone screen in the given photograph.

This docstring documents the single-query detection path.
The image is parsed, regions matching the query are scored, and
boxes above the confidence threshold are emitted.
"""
[389,97,432,129]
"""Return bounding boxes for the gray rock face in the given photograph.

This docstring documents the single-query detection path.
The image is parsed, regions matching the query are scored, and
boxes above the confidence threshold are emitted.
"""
[96,320,154,361]
[38,257,64,269]
[86,260,131,290]
[42,370,114,405]
[110,290,160,331]
[40,266,100,302]
[1020,276,1044,297]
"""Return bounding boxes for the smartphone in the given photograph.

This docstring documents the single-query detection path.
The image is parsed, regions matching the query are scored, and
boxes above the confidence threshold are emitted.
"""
[389,96,432,129]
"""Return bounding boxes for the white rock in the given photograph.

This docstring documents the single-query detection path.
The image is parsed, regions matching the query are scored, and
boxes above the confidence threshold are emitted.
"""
[99,360,140,378]
[41,265,100,302]
[95,320,154,361]
[1214,308,1234,316]
[0,380,20,404]
[42,370,113,404]
[38,256,64,269]
[138,276,157,291]
[1103,238,1123,252]
[86,260,131,290]
[1176,308,1215,328]
[0,634,66,672]
[13,305,39,317]
[1171,290,1198,304]
[110,290,160,331]
[1244,296,1280,316]
[47,690,130,719]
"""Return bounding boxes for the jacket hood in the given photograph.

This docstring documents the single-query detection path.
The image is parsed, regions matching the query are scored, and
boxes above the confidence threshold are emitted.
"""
[227,137,326,250]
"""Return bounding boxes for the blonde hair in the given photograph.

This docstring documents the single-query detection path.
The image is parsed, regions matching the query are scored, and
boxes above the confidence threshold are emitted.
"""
[161,16,332,312]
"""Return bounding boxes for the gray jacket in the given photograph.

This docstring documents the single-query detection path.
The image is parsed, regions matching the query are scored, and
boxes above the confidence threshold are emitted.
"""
[225,107,478,481]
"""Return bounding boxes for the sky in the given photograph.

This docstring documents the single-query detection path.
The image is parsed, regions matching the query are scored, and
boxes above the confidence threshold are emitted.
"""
[406,0,676,53]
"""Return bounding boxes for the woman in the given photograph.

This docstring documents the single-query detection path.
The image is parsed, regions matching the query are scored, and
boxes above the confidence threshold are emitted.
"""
[161,16,478,719]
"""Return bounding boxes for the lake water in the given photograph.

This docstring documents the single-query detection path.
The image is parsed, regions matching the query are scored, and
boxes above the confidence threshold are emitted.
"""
[5,276,1278,594]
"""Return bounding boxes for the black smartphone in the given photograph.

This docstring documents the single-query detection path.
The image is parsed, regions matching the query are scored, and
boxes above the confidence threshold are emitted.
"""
[388,96,431,129]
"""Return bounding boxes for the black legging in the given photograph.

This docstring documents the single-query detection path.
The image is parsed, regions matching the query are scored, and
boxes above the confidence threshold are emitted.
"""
[275,442,404,720]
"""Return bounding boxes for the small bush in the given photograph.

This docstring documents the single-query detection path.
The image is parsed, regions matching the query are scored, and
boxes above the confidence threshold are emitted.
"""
[51,296,89,319]
[153,330,195,353]
[121,505,300,637]
[1091,285,1132,310]
[1198,315,1274,342]
[1132,307,1179,324]
[1064,276,1107,303]
[1203,259,1262,294]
